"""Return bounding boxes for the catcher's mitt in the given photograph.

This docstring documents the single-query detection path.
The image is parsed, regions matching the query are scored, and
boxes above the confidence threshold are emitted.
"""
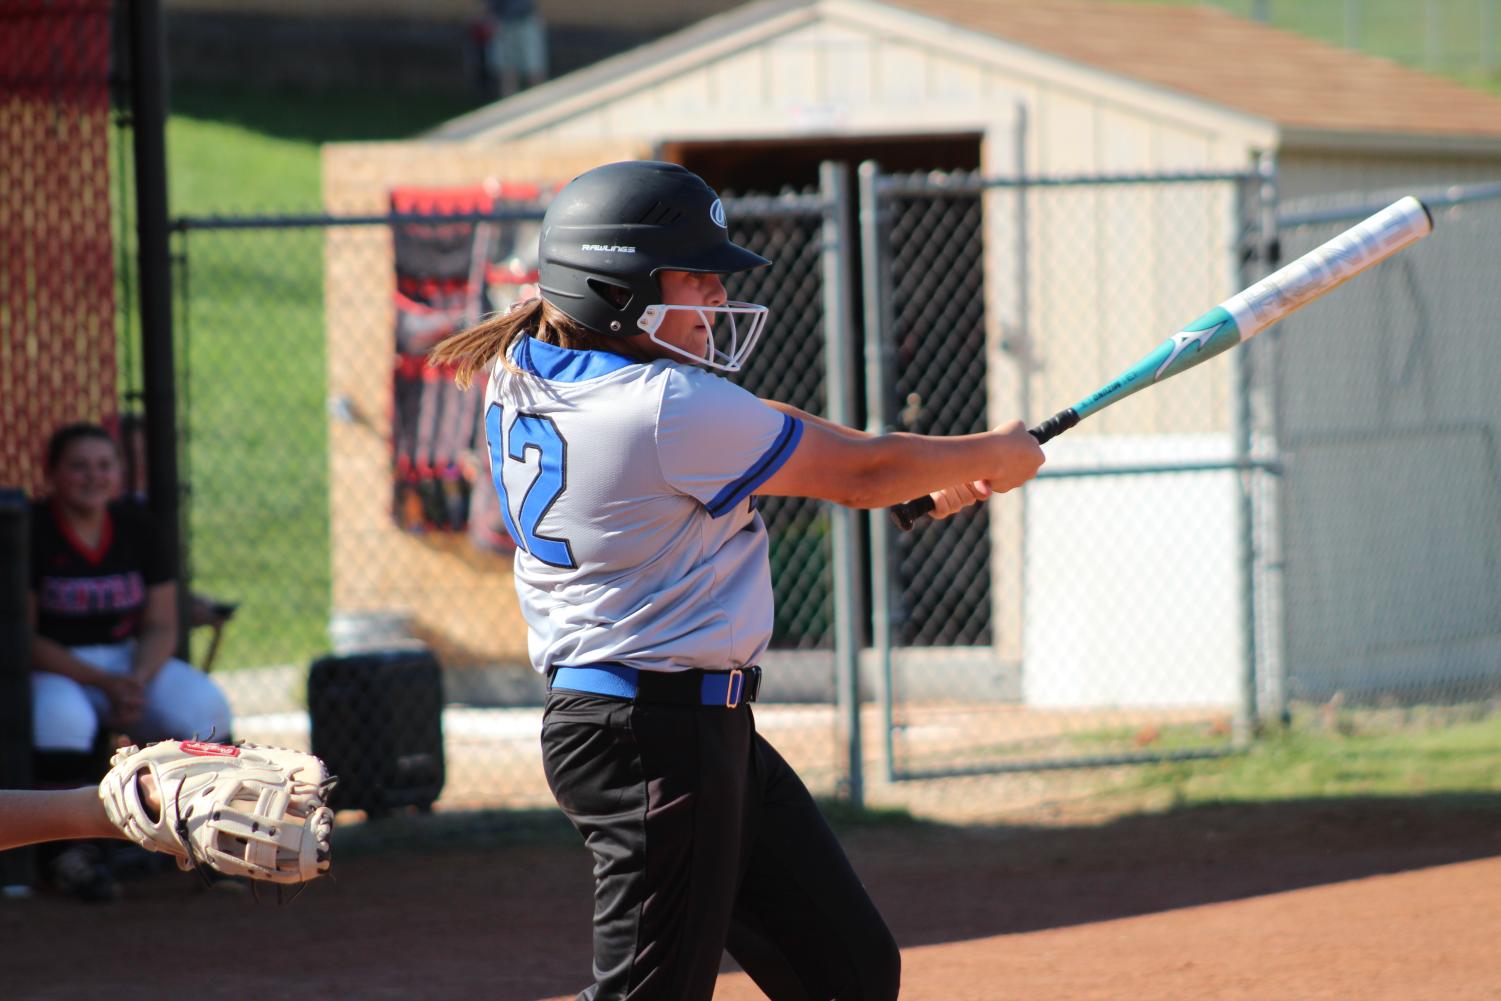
[99,740,335,885]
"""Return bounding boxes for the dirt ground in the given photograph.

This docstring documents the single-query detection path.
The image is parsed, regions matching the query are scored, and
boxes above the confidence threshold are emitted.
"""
[4,795,1500,1001]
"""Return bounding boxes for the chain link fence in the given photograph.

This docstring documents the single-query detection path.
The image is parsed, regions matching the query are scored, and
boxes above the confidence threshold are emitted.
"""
[854,168,1501,804]
[172,182,848,812]
[168,162,1501,823]
[861,169,1260,790]
[1204,0,1500,80]
[0,0,121,494]
[1264,181,1501,720]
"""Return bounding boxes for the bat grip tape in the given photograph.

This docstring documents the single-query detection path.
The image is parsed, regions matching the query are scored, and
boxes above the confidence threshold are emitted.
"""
[887,408,1078,532]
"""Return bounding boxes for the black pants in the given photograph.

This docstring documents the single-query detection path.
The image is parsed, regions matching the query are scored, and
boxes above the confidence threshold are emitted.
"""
[541,691,901,1001]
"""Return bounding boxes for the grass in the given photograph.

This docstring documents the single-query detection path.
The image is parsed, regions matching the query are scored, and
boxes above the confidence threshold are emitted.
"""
[165,86,477,670]
[168,85,478,215]
[326,708,1501,851]
[1110,706,1501,812]
[1129,0,1501,97]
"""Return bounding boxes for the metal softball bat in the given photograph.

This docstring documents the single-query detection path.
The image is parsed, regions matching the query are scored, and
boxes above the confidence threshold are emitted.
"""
[890,195,1435,531]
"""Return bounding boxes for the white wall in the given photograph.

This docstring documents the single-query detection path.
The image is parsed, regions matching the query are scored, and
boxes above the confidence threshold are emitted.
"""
[1022,434,1244,709]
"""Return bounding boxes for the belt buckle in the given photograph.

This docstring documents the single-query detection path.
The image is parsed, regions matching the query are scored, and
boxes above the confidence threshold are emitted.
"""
[725,667,744,708]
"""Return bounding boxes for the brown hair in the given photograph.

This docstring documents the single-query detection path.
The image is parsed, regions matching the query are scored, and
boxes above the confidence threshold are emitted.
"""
[44,422,118,471]
[428,298,645,389]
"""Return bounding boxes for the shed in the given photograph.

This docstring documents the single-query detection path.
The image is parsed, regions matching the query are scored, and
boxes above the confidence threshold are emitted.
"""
[323,0,1501,706]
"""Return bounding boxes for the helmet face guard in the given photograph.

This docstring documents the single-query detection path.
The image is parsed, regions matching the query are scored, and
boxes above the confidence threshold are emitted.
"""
[637,301,768,373]
[537,161,771,369]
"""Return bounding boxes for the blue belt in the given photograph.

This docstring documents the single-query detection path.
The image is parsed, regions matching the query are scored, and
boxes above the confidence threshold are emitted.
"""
[549,663,761,708]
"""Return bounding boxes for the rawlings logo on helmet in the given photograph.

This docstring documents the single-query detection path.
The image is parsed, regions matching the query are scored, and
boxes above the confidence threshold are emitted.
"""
[710,198,727,229]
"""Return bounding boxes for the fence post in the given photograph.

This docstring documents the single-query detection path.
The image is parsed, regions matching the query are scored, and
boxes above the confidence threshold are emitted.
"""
[128,0,189,657]
[1231,153,1283,746]
[0,489,35,895]
[858,161,898,783]
[822,162,864,809]
[1255,152,1289,730]
[1231,166,1261,747]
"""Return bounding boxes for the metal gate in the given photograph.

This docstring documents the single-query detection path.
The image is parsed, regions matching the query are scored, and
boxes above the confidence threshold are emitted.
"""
[860,165,1265,782]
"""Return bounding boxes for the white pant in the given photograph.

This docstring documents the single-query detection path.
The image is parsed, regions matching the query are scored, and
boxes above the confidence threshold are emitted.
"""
[32,643,234,752]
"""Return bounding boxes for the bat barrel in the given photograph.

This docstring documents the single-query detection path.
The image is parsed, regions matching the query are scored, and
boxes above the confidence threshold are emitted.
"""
[1224,195,1432,341]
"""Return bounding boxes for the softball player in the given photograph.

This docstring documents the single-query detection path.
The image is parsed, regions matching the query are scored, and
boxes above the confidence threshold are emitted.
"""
[30,424,233,773]
[431,161,1043,1000]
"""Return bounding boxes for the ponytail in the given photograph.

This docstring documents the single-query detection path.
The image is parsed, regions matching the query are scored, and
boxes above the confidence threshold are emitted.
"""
[428,298,541,389]
[429,298,643,388]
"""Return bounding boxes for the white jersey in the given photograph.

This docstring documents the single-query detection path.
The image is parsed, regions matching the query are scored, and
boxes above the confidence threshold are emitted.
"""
[483,336,804,675]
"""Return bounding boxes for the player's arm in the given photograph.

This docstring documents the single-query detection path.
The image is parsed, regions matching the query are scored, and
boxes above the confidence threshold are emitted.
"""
[0,787,122,852]
[761,399,871,441]
[130,581,178,686]
[759,400,1033,517]
[757,415,1043,512]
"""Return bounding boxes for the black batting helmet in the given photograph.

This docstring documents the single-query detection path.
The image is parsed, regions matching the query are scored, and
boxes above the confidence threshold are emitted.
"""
[537,161,770,338]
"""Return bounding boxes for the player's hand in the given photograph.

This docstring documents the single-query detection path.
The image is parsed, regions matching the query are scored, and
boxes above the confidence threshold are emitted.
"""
[138,769,162,816]
[927,480,992,520]
[110,735,163,814]
[100,675,146,728]
[981,420,1045,494]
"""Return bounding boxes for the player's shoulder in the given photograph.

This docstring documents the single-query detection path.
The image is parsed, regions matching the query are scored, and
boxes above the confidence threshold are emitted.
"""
[655,360,765,424]
[512,337,640,385]
[491,338,652,400]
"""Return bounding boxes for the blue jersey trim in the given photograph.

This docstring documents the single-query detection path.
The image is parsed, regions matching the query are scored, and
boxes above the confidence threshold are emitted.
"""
[706,414,804,518]
[515,336,636,383]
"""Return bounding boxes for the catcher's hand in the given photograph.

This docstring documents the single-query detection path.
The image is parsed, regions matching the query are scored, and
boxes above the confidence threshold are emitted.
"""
[99,740,335,885]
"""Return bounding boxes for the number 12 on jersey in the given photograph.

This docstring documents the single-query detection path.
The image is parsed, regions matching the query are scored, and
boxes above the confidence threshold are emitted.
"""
[485,403,578,569]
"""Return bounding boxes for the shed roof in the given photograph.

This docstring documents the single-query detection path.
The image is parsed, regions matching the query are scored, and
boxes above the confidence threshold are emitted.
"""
[888,0,1501,139]
[431,0,1501,146]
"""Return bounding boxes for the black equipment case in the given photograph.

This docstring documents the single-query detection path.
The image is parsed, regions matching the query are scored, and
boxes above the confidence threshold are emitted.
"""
[308,648,446,815]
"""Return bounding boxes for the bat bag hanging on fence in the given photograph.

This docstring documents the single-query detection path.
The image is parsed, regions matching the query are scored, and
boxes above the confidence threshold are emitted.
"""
[388,181,541,548]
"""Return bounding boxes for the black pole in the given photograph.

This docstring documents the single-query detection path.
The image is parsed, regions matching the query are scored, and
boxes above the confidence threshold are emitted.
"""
[127,0,188,653]
[0,490,36,894]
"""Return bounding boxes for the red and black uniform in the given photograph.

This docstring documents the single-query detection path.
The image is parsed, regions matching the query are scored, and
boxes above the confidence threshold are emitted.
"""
[30,499,173,647]
[27,497,232,779]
